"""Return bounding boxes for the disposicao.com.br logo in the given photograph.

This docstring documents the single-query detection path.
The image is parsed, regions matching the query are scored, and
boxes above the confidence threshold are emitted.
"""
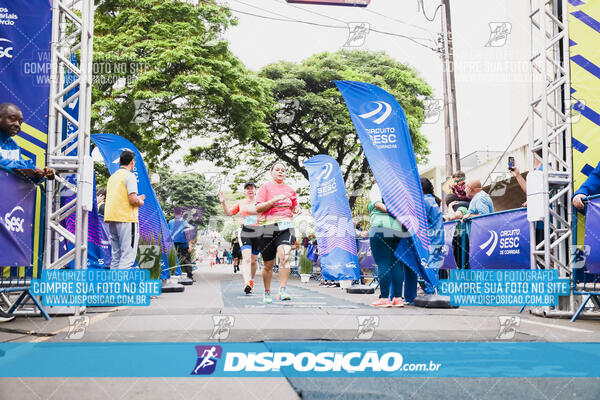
[220,351,441,374]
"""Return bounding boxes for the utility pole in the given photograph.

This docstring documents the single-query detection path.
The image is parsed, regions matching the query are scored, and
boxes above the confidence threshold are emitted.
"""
[440,31,453,177]
[442,0,461,171]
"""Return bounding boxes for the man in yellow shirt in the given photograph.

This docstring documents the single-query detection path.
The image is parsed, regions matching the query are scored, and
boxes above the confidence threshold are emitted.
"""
[104,149,145,269]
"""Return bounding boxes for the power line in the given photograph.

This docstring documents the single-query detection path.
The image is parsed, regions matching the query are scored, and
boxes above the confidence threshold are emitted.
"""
[225,2,437,51]
[364,7,436,36]
[417,0,443,22]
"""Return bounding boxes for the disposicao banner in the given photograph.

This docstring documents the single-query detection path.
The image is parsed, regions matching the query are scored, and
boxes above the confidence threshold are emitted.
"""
[468,209,530,270]
[304,155,359,281]
[335,80,432,286]
[92,134,177,278]
[584,197,600,274]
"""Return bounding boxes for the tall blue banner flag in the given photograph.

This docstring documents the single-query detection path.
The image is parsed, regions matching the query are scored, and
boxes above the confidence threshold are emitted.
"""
[304,155,360,281]
[92,134,177,278]
[468,209,530,270]
[335,81,431,285]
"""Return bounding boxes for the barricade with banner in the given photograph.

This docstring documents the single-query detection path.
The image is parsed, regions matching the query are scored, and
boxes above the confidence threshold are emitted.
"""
[357,239,376,271]
[304,155,359,281]
[0,171,36,269]
[92,134,177,278]
[468,208,530,270]
[441,221,459,270]
[583,196,600,274]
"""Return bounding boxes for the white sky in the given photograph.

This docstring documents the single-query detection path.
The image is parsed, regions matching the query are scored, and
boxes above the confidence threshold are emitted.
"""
[169,0,532,180]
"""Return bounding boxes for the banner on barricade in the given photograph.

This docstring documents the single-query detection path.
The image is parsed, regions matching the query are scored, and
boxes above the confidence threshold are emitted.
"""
[304,155,359,281]
[357,239,376,270]
[469,209,530,270]
[0,171,36,267]
[92,134,176,278]
[441,221,459,270]
[1,1,52,276]
[335,80,432,286]
[584,197,600,274]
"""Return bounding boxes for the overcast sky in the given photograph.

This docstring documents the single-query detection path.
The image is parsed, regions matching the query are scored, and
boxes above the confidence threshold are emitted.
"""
[169,0,532,179]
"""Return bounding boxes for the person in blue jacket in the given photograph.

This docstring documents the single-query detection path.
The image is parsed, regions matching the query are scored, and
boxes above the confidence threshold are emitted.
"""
[573,162,600,211]
[0,103,54,179]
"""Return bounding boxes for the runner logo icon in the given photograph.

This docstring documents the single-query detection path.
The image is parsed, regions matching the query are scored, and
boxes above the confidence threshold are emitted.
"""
[191,345,222,375]
[358,101,392,125]
[479,230,498,256]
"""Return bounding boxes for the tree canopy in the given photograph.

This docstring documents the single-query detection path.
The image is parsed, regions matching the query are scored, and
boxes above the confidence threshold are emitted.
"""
[189,49,433,206]
[154,170,219,227]
[91,0,272,168]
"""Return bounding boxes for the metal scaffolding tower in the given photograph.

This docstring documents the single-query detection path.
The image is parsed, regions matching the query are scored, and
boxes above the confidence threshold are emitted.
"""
[528,0,574,315]
[44,0,95,314]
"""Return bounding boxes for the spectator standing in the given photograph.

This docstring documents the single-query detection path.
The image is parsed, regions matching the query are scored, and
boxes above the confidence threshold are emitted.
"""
[573,161,600,211]
[104,149,145,269]
[463,179,494,219]
[368,184,407,307]
[168,207,194,281]
[0,103,54,180]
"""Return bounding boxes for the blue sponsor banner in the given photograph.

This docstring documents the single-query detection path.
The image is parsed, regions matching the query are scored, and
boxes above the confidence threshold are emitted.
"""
[441,221,459,269]
[335,81,432,286]
[357,239,376,270]
[91,134,177,278]
[304,155,359,281]
[468,209,530,270]
[0,171,35,267]
[584,197,600,273]
[0,0,52,136]
[1,342,600,377]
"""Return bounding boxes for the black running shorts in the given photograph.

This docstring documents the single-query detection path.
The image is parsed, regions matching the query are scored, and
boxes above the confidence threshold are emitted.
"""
[259,224,296,262]
[239,225,261,255]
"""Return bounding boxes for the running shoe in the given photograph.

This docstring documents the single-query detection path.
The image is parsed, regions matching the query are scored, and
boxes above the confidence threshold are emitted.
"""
[371,298,392,308]
[390,297,405,307]
[263,291,272,304]
[244,282,252,294]
[278,286,291,301]
[249,280,254,292]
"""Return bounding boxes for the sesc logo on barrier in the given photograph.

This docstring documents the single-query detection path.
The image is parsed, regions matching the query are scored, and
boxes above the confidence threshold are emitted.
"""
[479,229,521,257]
[191,345,222,375]
[0,38,13,58]
[359,101,397,149]
[3,206,25,233]
[224,351,404,373]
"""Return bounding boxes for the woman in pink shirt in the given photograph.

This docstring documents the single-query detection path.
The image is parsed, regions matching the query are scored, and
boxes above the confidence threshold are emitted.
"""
[255,162,300,304]
[219,182,260,294]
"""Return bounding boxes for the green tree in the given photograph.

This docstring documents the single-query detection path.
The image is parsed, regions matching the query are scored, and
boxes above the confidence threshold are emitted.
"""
[91,0,272,168]
[154,170,219,227]
[189,50,432,207]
